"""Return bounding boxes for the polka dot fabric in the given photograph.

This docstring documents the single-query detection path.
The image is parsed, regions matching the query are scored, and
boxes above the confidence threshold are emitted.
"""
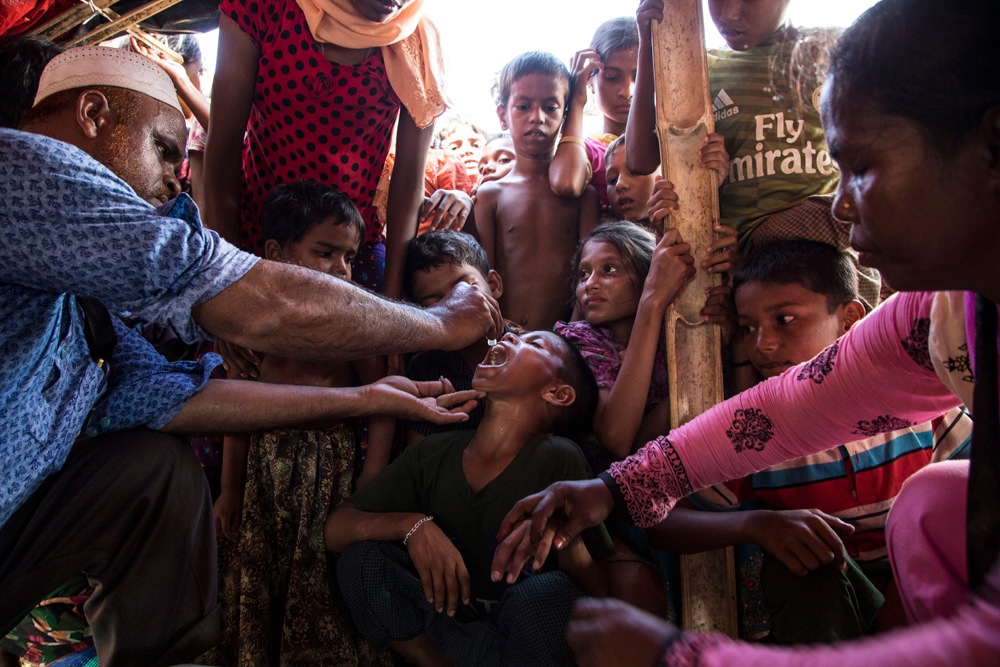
[223,0,401,265]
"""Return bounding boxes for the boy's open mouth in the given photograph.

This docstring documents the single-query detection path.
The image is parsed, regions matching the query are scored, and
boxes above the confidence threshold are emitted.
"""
[480,344,508,368]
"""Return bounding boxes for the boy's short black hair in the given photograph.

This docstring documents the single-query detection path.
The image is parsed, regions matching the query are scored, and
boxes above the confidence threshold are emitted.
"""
[403,231,491,302]
[493,51,571,107]
[734,240,859,312]
[1,36,65,129]
[261,181,365,247]
[551,334,599,441]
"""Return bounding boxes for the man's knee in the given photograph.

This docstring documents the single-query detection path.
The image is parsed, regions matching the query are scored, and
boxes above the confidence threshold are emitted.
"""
[337,541,428,650]
[495,572,584,666]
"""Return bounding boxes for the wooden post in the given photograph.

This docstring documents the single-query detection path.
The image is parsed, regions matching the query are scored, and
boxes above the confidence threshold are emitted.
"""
[652,0,739,636]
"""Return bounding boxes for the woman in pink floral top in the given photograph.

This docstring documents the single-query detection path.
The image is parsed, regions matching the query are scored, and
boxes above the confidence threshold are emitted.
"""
[492,1,1000,665]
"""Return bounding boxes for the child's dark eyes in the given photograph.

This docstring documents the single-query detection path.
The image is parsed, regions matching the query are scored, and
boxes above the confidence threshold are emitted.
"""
[777,314,795,325]
[498,156,512,164]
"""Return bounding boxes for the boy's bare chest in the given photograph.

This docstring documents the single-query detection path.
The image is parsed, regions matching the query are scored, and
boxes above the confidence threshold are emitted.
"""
[494,182,581,237]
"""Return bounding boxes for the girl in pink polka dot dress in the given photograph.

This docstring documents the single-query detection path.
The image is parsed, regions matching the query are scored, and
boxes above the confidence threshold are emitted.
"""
[205,0,447,296]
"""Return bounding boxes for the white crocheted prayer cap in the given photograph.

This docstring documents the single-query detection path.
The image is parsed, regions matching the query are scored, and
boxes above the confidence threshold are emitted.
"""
[34,45,182,114]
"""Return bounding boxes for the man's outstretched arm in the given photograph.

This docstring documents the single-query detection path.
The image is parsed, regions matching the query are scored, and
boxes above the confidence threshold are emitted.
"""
[161,376,482,435]
[193,261,503,363]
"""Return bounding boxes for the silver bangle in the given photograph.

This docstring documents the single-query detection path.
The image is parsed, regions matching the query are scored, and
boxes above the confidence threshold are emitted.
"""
[403,515,434,546]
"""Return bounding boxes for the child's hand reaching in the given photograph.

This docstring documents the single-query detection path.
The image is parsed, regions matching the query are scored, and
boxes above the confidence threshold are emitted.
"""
[700,132,730,182]
[746,508,856,576]
[569,48,602,109]
[129,36,188,87]
[702,223,740,275]
[636,0,665,41]
[645,228,696,307]
[646,176,678,227]
[420,189,473,232]
[217,339,263,380]
[702,284,738,345]
[644,136,731,230]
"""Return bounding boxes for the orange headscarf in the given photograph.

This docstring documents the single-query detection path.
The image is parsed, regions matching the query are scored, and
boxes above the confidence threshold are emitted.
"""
[295,0,448,128]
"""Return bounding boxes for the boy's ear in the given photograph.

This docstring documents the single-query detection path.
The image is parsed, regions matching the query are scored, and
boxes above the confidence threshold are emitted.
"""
[486,269,504,300]
[542,382,576,409]
[839,300,866,332]
[263,239,283,262]
[496,104,509,131]
[75,90,113,140]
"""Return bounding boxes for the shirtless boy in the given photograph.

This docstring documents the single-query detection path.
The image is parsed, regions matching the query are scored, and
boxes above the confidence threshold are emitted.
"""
[475,51,600,331]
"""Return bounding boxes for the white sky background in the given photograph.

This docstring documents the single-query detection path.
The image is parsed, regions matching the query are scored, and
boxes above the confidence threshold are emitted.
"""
[197,0,878,131]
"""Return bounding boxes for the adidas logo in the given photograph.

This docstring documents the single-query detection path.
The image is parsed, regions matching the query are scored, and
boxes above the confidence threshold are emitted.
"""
[713,89,739,121]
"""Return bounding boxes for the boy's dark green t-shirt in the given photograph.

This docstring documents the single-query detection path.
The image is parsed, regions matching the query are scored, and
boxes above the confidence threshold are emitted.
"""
[349,430,613,609]
[708,39,839,238]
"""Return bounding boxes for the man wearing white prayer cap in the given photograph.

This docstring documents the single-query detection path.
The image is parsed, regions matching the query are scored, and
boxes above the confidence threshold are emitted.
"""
[25,45,187,205]
[0,46,502,667]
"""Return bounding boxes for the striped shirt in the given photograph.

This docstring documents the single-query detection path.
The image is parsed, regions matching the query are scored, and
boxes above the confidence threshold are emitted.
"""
[708,407,972,561]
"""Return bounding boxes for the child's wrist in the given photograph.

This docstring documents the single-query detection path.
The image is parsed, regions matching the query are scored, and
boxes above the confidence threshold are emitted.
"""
[403,515,434,546]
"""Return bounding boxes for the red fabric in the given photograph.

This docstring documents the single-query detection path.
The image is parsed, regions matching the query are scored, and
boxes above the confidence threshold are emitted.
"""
[423,148,470,197]
[0,0,73,37]
[222,0,400,255]
[584,136,609,209]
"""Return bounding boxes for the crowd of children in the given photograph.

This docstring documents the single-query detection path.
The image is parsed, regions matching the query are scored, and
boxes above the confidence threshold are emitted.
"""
[1,0,986,665]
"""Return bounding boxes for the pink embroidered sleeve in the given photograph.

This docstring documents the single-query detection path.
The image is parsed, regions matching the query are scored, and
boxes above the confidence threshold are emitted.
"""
[609,291,963,528]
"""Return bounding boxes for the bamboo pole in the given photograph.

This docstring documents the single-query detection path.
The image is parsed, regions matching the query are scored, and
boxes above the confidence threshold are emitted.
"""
[652,0,738,636]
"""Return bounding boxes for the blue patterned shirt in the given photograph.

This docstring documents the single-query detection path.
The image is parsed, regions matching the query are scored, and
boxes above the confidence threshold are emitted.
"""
[0,129,259,527]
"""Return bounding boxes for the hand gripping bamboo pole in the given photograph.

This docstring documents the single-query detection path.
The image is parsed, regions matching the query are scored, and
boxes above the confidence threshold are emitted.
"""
[652,0,738,636]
